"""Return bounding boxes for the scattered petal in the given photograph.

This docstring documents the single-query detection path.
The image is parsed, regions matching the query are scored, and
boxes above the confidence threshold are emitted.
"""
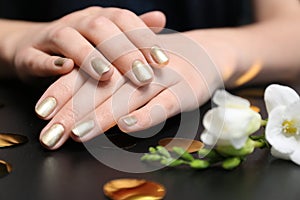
[0,133,28,148]
[0,160,12,178]
[159,138,204,153]
[103,178,166,200]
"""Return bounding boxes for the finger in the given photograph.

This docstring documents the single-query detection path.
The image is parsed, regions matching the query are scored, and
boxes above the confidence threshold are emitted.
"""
[46,26,114,81]
[15,47,74,78]
[68,66,182,142]
[117,86,181,133]
[103,8,169,68]
[76,15,154,86]
[69,73,180,142]
[139,11,166,33]
[35,68,89,120]
[39,70,126,150]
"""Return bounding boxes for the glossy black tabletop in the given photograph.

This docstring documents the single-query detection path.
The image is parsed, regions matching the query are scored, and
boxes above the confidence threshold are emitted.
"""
[0,80,300,200]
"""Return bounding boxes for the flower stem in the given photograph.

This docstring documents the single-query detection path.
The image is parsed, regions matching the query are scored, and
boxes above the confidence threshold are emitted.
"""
[253,140,265,148]
[261,119,268,127]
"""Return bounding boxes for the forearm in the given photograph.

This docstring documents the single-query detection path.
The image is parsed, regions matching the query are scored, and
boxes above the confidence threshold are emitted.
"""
[184,13,300,88]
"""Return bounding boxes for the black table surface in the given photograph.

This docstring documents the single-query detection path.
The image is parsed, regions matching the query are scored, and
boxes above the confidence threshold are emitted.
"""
[1,80,300,200]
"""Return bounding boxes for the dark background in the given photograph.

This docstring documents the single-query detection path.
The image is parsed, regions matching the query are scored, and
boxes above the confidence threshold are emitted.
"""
[1,80,300,200]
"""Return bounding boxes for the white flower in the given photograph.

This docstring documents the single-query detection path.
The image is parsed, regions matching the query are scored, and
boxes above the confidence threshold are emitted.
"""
[265,84,300,165]
[201,90,262,149]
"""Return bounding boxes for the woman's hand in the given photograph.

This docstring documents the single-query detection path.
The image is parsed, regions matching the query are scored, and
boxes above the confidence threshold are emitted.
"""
[35,33,224,150]
[0,7,168,85]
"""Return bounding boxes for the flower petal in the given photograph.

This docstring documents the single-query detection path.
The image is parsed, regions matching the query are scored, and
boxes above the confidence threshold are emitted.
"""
[271,147,290,160]
[290,149,300,165]
[213,89,250,108]
[264,84,299,113]
[285,101,300,122]
[266,106,296,154]
[200,131,217,146]
[230,136,248,149]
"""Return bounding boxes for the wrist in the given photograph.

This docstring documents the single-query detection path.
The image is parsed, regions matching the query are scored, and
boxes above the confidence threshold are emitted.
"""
[183,29,244,88]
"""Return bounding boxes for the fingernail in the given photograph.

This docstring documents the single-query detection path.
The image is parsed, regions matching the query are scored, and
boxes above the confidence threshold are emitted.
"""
[122,116,137,127]
[72,120,95,138]
[54,58,66,67]
[91,57,110,76]
[132,60,153,83]
[150,45,169,65]
[35,97,57,118]
[41,124,64,148]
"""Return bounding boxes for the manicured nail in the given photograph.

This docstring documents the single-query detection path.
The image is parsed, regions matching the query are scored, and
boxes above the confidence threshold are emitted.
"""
[132,60,153,83]
[35,97,57,118]
[54,58,66,67]
[41,124,64,148]
[91,57,110,76]
[72,120,95,138]
[122,116,137,127]
[150,45,169,65]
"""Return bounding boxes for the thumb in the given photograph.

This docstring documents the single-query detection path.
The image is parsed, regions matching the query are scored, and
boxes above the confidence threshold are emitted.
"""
[139,11,166,33]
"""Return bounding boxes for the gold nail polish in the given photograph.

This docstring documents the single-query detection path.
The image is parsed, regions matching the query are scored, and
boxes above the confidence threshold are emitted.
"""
[54,58,66,67]
[35,97,57,118]
[72,120,95,138]
[122,116,137,127]
[150,45,169,65]
[91,57,110,76]
[41,124,64,148]
[132,60,153,83]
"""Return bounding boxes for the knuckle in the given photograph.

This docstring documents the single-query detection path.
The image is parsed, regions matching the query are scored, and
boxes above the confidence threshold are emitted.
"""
[88,16,111,30]
[85,6,102,14]
[162,94,178,113]
[14,48,29,67]
[48,26,73,44]
[111,9,136,22]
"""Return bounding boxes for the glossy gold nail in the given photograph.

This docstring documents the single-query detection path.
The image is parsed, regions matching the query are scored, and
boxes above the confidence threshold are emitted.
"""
[35,97,57,118]
[91,57,110,76]
[132,60,153,83]
[41,124,64,148]
[122,116,137,127]
[54,58,66,67]
[150,45,169,65]
[72,120,95,138]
